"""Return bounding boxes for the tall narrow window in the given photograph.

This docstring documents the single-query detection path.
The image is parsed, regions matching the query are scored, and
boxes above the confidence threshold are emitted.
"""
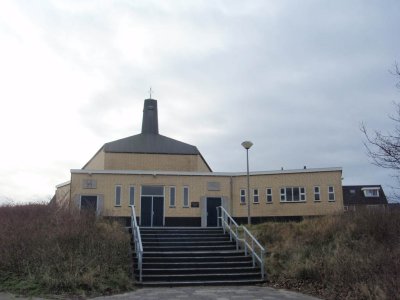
[170,186,176,207]
[280,188,286,201]
[240,189,246,204]
[300,187,306,201]
[253,189,259,203]
[183,186,189,207]
[129,185,135,206]
[266,188,272,203]
[115,185,121,206]
[328,186,335,201]
[314,186,320,201]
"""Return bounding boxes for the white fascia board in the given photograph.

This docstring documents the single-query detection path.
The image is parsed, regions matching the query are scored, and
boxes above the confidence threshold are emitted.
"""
[70,167,342,177]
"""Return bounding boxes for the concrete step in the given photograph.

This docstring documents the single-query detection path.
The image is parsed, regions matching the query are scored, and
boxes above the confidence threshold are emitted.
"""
[137,272,262,282]
[137,266,259,275]
[138,279,266,287]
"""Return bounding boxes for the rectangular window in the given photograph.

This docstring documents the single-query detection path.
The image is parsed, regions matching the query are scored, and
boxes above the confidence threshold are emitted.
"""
[280,188,286,201]
[328,186,335,201]
[115,185,121,206]
[240,189,246,204]
[169,186,176,207]
[253,189,259,203]
[266,188,272,203]
[314,186,320,201]
[280,187,306,202]
[129,185,135,206]
[300,187,306,201]
[183,186,189,207]
[363,188,380,197]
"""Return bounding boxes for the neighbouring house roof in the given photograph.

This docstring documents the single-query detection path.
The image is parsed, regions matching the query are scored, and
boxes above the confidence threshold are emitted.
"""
[343,185,388,206]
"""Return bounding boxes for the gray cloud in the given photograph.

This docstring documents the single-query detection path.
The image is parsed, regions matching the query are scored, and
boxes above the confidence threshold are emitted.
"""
[1,0,400,201]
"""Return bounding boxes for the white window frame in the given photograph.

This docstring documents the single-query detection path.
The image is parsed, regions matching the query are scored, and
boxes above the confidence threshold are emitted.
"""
[280,188,286,201]
[266,188,273,203]
[129,185,135,206]
[328,186,335,201]
[314,186,320,202]
[280,187,306,203]
[169,186,176,207]
[253,189,259,204]
[240,189,246,204]
[362,187,380,197]
[115,185,122,207]
[183,186,189,208]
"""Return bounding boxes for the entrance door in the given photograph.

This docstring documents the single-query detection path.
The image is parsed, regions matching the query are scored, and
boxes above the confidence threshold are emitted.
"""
[152,197,164,227]
[140,186,164,227]
[207,197,221,227]
[81,195,97,215]
[140,196,152,226]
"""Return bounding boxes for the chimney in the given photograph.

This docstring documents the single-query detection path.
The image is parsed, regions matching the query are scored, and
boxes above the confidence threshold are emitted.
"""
[141,99,159,134]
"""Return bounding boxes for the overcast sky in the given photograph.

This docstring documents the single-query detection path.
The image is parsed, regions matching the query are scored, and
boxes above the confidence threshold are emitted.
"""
[1,0,400,204]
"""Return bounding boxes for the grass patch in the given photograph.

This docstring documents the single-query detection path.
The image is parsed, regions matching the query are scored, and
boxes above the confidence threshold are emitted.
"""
[252,210,400,299]
[0,203,134,297]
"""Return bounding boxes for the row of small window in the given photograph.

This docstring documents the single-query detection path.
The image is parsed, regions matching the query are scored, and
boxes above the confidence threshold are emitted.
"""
[239,186,336,204]
[114,185,190,207]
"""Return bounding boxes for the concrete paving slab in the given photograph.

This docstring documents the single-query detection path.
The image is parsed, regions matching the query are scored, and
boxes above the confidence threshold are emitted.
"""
[0,286,321,300]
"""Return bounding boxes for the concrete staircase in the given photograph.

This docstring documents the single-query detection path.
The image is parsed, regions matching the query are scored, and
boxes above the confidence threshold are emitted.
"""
[132,227,265,286]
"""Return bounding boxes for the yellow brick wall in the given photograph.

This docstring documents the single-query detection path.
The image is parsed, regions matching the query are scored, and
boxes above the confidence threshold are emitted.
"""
[104,152,211,172]
[70,173,231,218]
[232,171,343,217]
[83,148,105,170]
[55,183,70,208]
[70,170,343,219]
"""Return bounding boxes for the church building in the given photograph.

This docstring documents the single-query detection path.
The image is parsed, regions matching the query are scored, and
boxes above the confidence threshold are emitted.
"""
[55,98,343,226]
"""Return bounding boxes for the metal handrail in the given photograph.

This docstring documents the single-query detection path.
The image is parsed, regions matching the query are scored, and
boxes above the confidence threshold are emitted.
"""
[130,205,143,282]
[217,206,266,279]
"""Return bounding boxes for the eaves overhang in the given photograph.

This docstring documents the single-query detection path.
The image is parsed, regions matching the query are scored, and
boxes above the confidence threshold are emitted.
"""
[71,167,342,177]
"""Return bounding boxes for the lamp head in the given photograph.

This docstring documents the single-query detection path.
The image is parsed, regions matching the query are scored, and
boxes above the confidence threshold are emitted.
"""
[241,141,253,150]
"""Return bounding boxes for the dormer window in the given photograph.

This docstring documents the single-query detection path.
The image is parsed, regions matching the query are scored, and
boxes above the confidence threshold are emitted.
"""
[362,187,380,197]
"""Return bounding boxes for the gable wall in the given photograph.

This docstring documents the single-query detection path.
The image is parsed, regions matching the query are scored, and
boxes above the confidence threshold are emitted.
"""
[104,152,212,172]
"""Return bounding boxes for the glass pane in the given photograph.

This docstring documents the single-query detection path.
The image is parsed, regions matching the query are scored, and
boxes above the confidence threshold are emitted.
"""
[315,193,320,201]
[267,195,272,202]
[183,187,189,206]
[170,187,175,206]
[293,188,300,201]
[286,188,293,201]
[142,185,164,196]
[115,186,121,206]
[129,186,135,205]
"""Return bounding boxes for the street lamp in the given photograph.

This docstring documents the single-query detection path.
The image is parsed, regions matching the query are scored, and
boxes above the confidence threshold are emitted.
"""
[241,140,253,225]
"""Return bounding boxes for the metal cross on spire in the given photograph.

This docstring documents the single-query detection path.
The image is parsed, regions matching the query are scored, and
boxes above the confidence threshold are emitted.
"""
[149,87,154,99]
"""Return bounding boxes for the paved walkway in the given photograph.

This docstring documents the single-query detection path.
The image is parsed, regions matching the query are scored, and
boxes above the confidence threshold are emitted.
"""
[0,286,321,300]
[94,286,320,300]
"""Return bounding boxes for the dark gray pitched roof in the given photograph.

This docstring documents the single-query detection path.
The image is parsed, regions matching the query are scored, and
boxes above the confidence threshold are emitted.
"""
[104,133,201,155]
[343,185,388,206]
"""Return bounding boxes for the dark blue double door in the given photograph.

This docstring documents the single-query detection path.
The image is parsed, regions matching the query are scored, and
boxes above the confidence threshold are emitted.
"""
[141,196,164,227]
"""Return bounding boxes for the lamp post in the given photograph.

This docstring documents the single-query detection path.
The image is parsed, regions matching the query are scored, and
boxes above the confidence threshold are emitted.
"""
[241,140,253,225]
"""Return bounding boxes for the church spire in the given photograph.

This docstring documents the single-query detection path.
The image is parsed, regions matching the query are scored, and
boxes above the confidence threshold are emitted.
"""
[141,98,159,134]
